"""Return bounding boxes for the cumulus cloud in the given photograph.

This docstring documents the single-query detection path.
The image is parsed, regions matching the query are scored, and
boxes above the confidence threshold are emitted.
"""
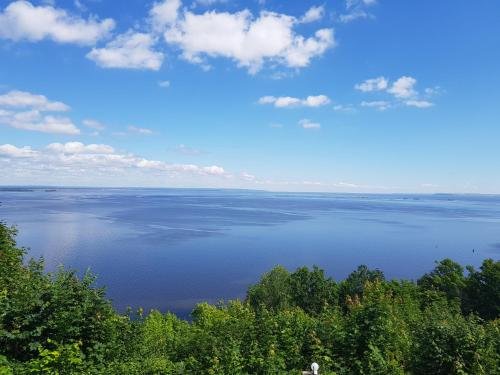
[0,142,229,180]
[164,5,335,73]
[87,31,164,70]
[387,76,417,98]
[0,0,114,45]
[0,113,80,134]
[299,118,321,129]
[0,90,80,134]
[0,90,69,111]
[0,143,37,158]
[258,94,330,108]
[354,76,388,92]
[356,76,436,109]
[46,141,115,154]
[2,1,334,73]
[150,0,181,31]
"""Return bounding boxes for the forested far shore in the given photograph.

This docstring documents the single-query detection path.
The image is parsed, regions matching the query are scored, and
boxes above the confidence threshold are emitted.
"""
[0,221,499,374]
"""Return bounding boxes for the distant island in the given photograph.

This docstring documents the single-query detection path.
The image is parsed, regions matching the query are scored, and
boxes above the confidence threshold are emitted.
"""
[0,220,498,374]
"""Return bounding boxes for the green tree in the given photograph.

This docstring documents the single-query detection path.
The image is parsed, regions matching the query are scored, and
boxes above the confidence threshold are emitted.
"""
[338,265,385,309]
[289,266,338,315]
[247,266,292,312]
[417,259,466,302]
[464,259,500,320]
[411,300,498,375]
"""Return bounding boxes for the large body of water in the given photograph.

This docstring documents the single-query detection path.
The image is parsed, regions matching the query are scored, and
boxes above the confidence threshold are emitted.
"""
[1,187,499,316]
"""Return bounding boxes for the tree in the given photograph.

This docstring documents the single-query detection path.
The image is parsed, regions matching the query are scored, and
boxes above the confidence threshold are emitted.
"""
[338,265,385,309]
[417,259,466,303]
[289,266,338,315]
[464,259,500,320]
[247,266,292,312]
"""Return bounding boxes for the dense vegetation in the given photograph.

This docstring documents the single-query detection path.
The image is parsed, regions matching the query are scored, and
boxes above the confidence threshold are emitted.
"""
[0,221,499,374]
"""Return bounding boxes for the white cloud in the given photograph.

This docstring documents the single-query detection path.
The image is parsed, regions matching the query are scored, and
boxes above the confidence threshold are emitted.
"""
[299,5,324,24]
[354,76,388,92]
[158,80,171,88]
[339,11,370,23]
[361,100,391,111]
[357,76,436,110]
[0,0,114,45]
[0,112,80,134]
[387,76,417,98]
[87,31,164,71]
[193,0,228,7]
[0,90,69,111]
[424,86,442,97]
[347,0,377,8]
[150,0,181,31]
[299,118,321,129]
[241,171,256,181]
[46,141,115,154]
[0,89,80,134]
[0,143,37,158]
[333,103,356,113]
[0,142,229,178]
[258,94,330,108]
[340,0,376,23]
[405,99,434,108]
[128,125,153,135]
[164,7,334,73]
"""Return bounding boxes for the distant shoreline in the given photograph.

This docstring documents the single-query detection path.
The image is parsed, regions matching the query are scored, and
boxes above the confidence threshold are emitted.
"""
[1,185,499,197]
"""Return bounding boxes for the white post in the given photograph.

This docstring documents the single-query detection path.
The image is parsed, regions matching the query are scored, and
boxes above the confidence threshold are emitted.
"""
[311,362,319,375]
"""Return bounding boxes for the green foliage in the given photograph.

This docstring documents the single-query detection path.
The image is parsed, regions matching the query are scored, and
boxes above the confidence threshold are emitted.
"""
[338,264,385,309]
[411,301,498,374]
[289,266,338,315]
[1,221,499,374]
[247,266,292,312]
[418,258,466,302]
[464,259,500,320]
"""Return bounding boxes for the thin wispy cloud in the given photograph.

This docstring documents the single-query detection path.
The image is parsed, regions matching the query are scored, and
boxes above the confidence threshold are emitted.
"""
[83,119,106,131]
[258,95,330,108]
[175,144,203,155]
[128,125,154,135]
[299,119,321,130]
[339,0,377,23]
[158,80,171,88]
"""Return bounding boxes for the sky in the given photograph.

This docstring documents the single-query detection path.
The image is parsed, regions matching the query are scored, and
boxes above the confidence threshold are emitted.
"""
[0,0,499,193]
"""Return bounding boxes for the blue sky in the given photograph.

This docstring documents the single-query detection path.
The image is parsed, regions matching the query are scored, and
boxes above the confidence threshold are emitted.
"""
[0,0,499,193]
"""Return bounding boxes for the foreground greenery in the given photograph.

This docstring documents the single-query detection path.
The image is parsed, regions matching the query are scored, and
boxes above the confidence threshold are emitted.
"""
[0,221,499,374]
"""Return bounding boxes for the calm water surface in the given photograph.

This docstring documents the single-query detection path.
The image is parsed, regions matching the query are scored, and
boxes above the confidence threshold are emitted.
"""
[1,187,499,316]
